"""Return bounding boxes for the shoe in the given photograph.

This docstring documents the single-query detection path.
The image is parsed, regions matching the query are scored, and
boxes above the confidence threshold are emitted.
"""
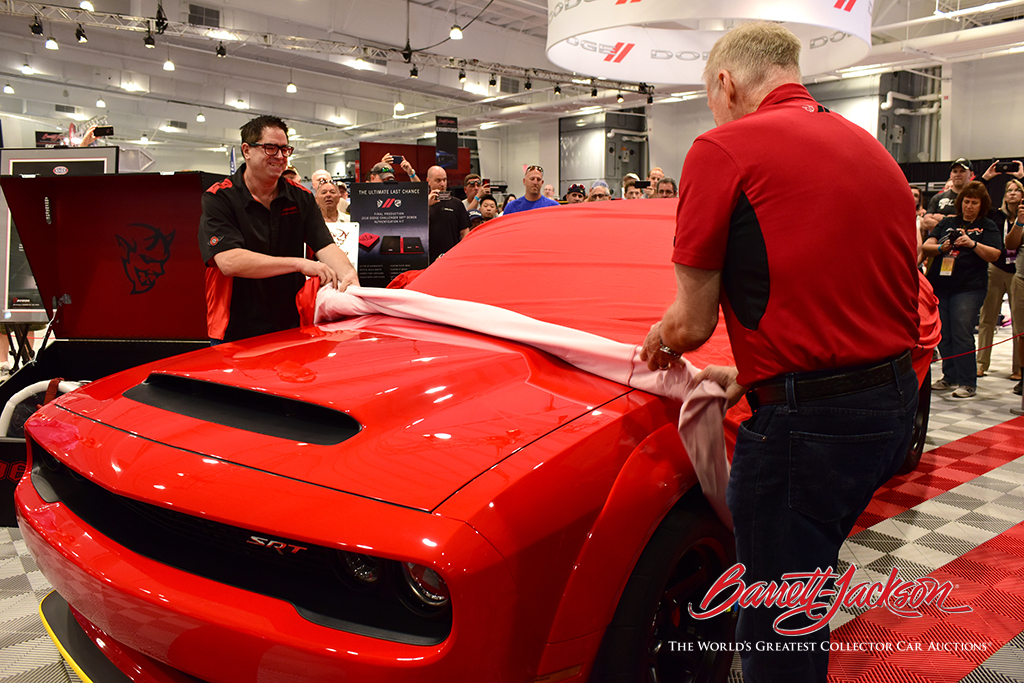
[1015,380,1023,396]
[951,386,977,399]
[1011,373,1021,381]
[931,378,956,391]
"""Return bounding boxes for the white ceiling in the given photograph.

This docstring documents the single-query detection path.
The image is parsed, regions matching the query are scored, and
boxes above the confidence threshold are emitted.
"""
[0,0,1021,158]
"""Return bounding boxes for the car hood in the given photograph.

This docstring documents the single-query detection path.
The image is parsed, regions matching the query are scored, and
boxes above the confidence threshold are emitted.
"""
[52,316,631,511]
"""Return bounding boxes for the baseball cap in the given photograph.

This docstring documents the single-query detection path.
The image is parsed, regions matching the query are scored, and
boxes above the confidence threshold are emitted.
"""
[591,180,610,190]
[951,158,972,171]
[371,163,395,179]
[468,209,483,222]
[567,183,586,196]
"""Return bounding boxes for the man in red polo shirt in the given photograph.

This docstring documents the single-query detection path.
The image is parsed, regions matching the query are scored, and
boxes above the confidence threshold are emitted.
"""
[640,23,920,683]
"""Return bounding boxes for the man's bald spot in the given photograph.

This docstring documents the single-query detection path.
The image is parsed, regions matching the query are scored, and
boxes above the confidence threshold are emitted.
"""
[427,166,446,182]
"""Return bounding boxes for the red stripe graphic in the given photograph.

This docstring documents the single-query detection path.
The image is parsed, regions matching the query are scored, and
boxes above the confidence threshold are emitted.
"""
[383,198,394,208]
[604,42,624,62]
[613,42,634,63]
[835,0,857,10]
[604,42,635,63]
[615,0,642,4]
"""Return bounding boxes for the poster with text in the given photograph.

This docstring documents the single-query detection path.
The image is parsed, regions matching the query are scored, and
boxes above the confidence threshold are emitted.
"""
[349,182,428,287]
[435,116,458,170]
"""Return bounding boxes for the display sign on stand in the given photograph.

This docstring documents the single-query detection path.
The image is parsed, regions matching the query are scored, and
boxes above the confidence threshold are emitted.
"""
[0,146,120,324]
[349,182,428,287]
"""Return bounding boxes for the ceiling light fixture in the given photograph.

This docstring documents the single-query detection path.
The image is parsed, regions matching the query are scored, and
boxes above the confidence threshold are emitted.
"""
[140,133,149,144]
[647,93,653,104]
[286,81,297,93]
[525,78,532,91]
[3,84,13,95]
[591,87,598,97]
[410,65,419,78]
[20,63,34,75]
[459,68,466,82]
[216,42,227,58]
[144,28,155,48]
[554,84,561,95]
[616,92,623,103]
[196,111,206,123]
[30,16,43,36]
[45,35,59,50]
[450,25,463,40]
[76,24,88,43]
[80,1,94,11]
[394,100,405,112]
[96,97,106,107]
[232,98,247,109]
[163,58,175,71]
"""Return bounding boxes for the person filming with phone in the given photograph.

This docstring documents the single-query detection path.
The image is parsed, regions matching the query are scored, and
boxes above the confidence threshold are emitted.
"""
[426,166,470,263]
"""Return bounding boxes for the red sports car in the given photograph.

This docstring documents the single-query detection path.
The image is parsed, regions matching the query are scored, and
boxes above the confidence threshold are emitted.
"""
[16,200,937,683]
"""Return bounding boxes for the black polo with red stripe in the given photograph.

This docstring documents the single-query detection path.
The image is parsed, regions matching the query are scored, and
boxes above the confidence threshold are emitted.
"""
[199,163,332,342]
[671,83,920,387]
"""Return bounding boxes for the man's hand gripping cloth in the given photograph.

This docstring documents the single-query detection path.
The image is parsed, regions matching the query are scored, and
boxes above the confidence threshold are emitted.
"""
[314,285,733,529]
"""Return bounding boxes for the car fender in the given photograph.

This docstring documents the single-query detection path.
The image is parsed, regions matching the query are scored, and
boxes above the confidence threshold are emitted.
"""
[545,421,701,645]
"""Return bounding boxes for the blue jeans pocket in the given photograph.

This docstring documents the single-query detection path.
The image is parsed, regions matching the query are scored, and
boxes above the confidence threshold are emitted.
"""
[788,430,894,523]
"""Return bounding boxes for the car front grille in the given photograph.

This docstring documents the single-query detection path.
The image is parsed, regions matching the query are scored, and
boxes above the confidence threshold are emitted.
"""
[28,437,451,646]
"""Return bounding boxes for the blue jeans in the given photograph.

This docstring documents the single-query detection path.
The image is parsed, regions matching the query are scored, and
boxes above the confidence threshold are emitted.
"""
[727,361,918,683]
[936,288,986,388]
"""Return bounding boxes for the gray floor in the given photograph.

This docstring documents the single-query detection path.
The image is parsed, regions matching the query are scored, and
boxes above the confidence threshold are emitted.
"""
[2,329,1024,682]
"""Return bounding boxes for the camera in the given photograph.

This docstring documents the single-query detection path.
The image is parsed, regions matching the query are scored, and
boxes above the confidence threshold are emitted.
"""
[93,125,114,137]
[634,180,652,189]
[437,191,451,201]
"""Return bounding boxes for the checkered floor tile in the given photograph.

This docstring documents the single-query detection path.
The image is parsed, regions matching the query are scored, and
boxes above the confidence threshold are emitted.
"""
[5,328,1024,682]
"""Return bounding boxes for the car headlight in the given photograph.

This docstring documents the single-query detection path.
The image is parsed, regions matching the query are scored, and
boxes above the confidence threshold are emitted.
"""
[402,562,450,608]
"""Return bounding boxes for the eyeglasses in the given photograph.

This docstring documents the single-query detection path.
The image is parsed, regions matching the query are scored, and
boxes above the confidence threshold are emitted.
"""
[591,192,610,200]
[526,165,543,173]
[465,180,481,187]
[374,166,394,175]
[249,142,295,157]
[314,178,333,188]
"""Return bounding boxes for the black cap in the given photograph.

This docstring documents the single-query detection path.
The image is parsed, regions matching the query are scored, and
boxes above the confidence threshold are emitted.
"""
[567,183,586,196]
[951,158,971,171]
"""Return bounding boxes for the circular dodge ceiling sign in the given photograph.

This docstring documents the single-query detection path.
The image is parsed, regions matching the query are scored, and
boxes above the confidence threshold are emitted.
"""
[546,0,872,85]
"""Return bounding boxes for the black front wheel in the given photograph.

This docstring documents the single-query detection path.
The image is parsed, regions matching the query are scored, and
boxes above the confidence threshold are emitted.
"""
[591,496,736,683]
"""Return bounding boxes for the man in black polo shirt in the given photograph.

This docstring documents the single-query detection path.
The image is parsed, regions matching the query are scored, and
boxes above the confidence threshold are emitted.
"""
[199,115,358,343]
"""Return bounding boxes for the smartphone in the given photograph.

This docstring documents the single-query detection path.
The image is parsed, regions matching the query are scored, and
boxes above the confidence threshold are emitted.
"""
[392,155,404,165]
[93,125,114,137]
[483,178,490,185]
[437,191,451,201]
[634,180,652,189]
[995,161,1017,173]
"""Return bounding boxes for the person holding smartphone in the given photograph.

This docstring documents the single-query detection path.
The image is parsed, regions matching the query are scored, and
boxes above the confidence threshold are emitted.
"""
[426,166,470,263]
[380,153,419,181]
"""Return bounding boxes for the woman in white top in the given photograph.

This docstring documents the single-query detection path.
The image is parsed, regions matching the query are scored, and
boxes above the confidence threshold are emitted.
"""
[315,181,358,268]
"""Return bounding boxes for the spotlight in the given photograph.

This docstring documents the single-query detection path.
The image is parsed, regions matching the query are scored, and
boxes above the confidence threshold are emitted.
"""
[96,97,106,107]
[647,93,653,104]
[458,68,466,82]
[617,92,623,103]
[450,25,463,40]
[20,63,34,75]
[76,24,88,43]
[286,82,297,93]
[80,1,94,11]
[554,84,561,95]
[525,78,532,91]
[3,84,13,95]
[163,58,175,71]
[410,65,419,78]
[45,36,59,50]
[144,31,155,48]
[196,111,206,123]
[30,16,43,36]
[155,4,168,34]
[489,74,497,87]
[216,42,226,58]
[402,42,413,63]
[591,87,598,97]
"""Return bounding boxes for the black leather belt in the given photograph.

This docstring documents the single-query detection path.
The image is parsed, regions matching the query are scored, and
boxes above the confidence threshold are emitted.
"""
[746,350,913,409]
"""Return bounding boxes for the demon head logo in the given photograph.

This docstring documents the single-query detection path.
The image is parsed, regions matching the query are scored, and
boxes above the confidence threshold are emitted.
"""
[116,223,175,294]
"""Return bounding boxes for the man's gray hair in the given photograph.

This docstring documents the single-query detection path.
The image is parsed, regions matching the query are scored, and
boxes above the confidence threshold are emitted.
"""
[703,22,801,93]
